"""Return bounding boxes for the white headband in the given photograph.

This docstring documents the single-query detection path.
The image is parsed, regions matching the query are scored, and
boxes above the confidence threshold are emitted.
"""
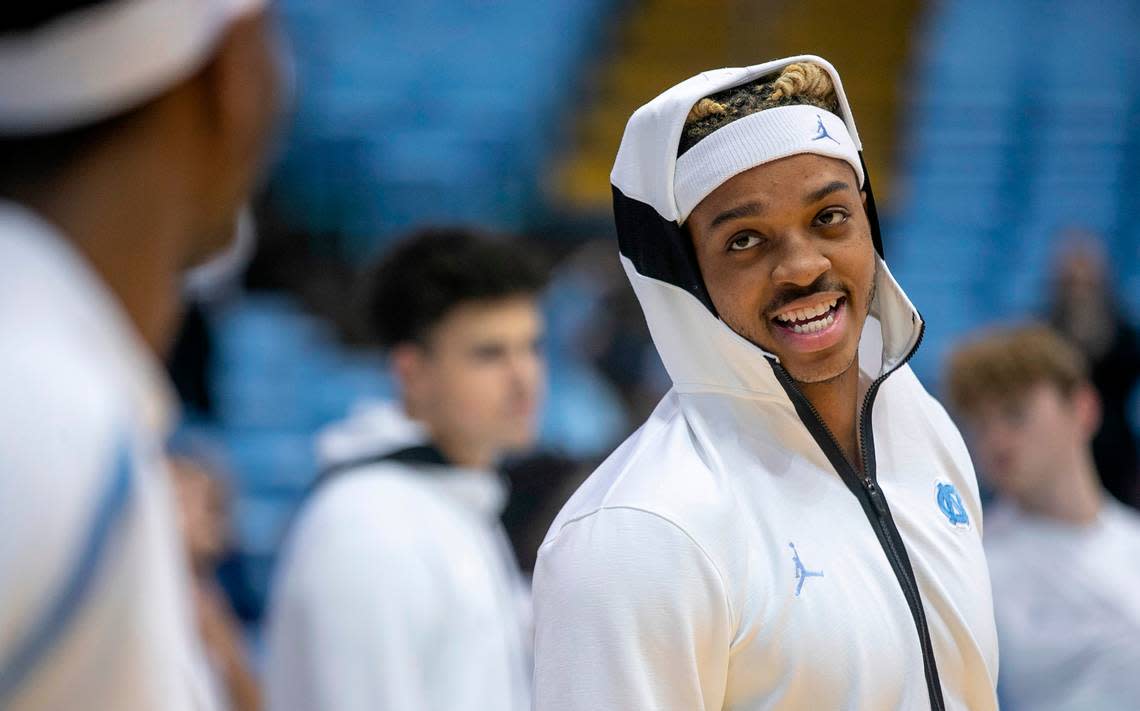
[0,0,267,136]
[673,104,865,224]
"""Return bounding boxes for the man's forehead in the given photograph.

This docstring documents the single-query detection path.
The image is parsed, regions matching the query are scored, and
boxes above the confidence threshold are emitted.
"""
[428,298,543,340]
[967,382,1061,415]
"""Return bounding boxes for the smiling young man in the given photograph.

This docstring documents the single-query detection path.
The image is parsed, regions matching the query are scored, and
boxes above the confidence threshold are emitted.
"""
[532,57,999,710]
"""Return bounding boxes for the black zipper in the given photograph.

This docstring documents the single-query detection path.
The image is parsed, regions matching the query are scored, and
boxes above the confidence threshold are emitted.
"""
[772,321,945,711]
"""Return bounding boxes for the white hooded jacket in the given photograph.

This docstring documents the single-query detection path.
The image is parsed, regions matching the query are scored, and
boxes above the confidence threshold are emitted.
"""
[264,400,531,711]
[532,56,999,711]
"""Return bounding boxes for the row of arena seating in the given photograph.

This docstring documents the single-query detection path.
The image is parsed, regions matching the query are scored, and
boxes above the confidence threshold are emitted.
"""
[268,0,614,253]
[888,0,1140,383]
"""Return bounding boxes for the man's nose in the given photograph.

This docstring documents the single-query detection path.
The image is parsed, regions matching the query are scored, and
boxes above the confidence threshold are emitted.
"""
[508,347,543,391]
[770,232,831,287]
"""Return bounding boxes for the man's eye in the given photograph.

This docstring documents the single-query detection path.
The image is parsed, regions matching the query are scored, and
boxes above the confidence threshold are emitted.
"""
[728,233,763,251]
[472,345,506,361]
[815,209,848,227]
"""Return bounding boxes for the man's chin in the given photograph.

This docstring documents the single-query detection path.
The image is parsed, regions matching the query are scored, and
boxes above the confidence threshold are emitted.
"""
[498,427,539,453]
[779,350,859,386]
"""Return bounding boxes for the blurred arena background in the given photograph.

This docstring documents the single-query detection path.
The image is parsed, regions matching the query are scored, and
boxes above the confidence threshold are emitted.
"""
[167,0,1140,651]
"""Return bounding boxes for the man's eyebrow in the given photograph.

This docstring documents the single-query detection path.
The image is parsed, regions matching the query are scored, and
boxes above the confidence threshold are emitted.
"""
[804,180,854,205]
[708,201,764,229]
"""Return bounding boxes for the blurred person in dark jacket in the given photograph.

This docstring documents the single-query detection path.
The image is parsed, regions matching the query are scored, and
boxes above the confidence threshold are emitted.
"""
[947,325,1140,711]
[1047,230,1140,507]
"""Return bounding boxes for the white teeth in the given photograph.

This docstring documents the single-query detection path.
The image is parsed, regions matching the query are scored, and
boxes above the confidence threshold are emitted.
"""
[790,312,836,334]
[777,298,840,324]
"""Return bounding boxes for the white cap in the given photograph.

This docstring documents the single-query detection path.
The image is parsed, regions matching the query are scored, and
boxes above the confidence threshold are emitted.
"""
[0,0,268,135]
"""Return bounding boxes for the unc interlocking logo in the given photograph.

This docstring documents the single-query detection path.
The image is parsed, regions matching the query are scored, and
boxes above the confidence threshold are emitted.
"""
[789,542,824,597]
[936,481,970,528]
[812,114,840,145]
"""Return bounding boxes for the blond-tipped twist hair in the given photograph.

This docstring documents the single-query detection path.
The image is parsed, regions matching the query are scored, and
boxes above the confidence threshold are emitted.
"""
[679,62,840,155]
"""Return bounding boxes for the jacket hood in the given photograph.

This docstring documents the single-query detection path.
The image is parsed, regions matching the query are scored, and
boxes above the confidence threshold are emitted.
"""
[315,399,429,468]
[314,399,509,518]
[611,54,923,398]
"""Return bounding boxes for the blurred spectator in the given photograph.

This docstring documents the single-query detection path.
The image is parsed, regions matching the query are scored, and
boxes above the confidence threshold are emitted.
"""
[0,1,281,710]
[1047,230,1140,507]
[947,325,1140,711]
[264,228,547,711]
[170,454,261,711]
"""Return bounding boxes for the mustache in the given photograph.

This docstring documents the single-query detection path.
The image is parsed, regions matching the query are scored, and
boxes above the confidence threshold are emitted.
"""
[764,275,849,317]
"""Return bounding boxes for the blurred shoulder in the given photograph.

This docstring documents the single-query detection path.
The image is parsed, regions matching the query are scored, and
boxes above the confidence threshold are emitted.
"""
[282,463,479,582]
[542,392,744,579]
[0,320,127,512]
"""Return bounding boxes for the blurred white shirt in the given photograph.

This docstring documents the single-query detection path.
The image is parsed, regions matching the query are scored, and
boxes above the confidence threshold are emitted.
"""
[0,202,218,710]
[265,401,531,711]
[985,498,1140,710]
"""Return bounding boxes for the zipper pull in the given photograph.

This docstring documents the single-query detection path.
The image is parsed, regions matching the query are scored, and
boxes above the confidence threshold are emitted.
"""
[864,477,887,516]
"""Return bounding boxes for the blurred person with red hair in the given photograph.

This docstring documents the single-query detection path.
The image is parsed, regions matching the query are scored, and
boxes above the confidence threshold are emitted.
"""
[0,1,282,709]
[947,325,1140,710]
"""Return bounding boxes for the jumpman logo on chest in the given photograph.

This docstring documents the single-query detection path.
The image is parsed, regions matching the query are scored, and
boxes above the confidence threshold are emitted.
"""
[789,542,824,597]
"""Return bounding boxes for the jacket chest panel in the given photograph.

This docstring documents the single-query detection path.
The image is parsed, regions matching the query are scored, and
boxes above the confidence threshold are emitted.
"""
[874,446,999,697]
[724,473,927,708]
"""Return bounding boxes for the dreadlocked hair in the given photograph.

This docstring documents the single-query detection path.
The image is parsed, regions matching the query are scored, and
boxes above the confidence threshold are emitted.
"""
[678,62,840,155]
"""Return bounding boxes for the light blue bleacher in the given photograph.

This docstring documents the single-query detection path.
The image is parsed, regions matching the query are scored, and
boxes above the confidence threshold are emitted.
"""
[889,0,1140,386]
[200,294,395,616]
[269,0,613,254]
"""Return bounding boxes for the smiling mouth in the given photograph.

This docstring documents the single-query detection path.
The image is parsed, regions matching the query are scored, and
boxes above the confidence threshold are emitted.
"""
[772,296,846,335]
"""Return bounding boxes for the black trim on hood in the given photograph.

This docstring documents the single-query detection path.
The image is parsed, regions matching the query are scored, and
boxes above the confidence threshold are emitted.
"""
[318,444,452,486]
[612,185,717,315]
[859,153,886,258]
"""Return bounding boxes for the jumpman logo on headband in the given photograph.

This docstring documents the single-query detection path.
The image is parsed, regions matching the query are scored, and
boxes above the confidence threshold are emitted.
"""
[812,114,840,145]
[789,542,824,597]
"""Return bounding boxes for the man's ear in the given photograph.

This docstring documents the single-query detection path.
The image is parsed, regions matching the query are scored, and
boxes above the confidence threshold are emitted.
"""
[1072,383,1102,442]
[193,14,280,204]
[390,342,428,408]
[861,190,868,208]
[206,15,278,141]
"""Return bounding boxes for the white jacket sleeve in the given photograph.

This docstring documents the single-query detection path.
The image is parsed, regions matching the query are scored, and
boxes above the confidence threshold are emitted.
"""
[533,506,734,710]
[0,350,215,711]
[264,505,447,711]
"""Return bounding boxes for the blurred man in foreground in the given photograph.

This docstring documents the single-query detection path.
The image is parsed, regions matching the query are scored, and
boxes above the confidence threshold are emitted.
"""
[265,228,547,711]
[0,1,281,708]
[947,325,1140,710]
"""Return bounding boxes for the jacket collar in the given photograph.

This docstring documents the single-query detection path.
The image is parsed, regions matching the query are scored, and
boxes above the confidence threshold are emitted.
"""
[317,399,510,520]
